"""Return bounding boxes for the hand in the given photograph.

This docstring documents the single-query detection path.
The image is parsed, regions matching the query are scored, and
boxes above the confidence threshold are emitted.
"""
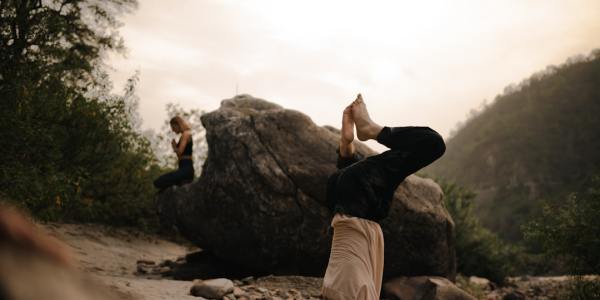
[171,139,177,149]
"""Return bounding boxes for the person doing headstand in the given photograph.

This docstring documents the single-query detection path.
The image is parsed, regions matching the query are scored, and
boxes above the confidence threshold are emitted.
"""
[322,94,446,300]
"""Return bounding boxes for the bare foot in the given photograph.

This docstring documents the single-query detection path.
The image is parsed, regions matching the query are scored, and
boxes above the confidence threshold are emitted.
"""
[352,94,382,141]
[341,104,354,143]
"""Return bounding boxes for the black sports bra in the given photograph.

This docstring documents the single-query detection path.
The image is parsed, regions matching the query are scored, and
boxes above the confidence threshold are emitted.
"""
[179,135,193,156]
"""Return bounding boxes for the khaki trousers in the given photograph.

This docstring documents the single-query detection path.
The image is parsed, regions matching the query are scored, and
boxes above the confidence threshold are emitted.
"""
[322,213,384,300]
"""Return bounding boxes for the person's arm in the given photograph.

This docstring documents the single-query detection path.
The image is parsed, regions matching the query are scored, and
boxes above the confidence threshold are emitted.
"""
[173,131,191,157]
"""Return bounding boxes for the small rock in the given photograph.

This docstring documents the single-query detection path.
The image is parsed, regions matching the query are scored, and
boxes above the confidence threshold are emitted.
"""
[222,293,235,300]
[275,290,290,298]
[233,287,246,297]
[190,278,235,299]
[157,266,171,275]
[384,276,476,300]
[469,276,490,286]
[503,290,526,300]
[136,259,155,265]
[288,289,301,295]
[136,264,150,274]
[309,291,322,298]
[159,259,176,268]
[233,279,244,286]
[257,287,268,293]
[241,276,255,285]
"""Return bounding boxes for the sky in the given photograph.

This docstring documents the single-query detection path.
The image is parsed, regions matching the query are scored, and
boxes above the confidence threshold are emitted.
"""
[107,0,600,150]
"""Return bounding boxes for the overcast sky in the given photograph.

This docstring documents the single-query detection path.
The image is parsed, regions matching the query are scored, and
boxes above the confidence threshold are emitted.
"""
[107,0,600,149]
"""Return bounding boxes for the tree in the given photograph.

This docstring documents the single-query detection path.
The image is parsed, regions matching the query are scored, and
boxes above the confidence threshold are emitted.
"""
[0,0,165,229]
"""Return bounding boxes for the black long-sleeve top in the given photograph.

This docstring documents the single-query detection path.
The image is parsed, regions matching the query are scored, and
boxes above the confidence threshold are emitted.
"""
[325,147,394,223]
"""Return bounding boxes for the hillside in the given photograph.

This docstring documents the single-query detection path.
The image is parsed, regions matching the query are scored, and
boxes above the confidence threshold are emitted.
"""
[426,50,600,242]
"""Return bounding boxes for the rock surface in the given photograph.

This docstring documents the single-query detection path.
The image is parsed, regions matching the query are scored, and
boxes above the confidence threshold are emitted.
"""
[383,276,476,300]
[157,94,456,279]
[190,278,234,299]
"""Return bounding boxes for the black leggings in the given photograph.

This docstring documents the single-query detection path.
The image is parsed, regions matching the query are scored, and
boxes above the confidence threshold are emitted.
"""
[329,126,446,221]
[153,159,195,190]
[368,126,446,191]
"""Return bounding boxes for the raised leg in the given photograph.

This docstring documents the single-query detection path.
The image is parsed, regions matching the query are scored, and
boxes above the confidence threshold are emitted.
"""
[373,126,446,185]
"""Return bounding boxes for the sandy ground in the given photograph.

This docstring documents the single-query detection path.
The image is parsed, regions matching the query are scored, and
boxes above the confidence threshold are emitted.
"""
[41,223,324,300]
[42,223,202,300]
[39,223,597,300]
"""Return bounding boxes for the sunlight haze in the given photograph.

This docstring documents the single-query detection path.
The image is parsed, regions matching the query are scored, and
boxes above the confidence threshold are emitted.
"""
[107,0,600,150]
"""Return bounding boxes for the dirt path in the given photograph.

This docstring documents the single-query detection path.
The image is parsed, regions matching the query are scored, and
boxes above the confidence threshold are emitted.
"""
[42,223,201,300]
[41,222,594,300]
[41,223,325,300]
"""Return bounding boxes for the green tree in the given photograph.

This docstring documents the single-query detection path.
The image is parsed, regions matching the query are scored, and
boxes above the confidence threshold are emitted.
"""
[0,0,164,229]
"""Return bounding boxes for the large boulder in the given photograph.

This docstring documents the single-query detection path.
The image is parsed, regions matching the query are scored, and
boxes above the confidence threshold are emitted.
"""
[157,94,455,279]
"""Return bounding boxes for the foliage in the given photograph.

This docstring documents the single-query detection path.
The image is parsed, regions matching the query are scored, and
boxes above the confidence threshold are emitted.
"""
[454,274,488,299]
[523,178,600,275]
[442,182,522,283]
[427,49,600,242]
[559,276,600,300]
[0,0,165,230]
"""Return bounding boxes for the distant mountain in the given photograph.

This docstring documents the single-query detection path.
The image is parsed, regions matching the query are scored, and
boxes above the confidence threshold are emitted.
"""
[425,50,600,242]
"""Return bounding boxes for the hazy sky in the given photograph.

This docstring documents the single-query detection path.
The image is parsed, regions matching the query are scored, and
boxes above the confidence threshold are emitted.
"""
[107,0,600,149]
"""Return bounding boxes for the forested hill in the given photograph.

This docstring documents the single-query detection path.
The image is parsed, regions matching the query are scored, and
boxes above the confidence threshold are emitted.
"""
[426,50,600,242]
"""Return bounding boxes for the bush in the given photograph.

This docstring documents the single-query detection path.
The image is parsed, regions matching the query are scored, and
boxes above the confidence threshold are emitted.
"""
[559,276,600,300]
[442,182,522,283]
[523,177,600,275]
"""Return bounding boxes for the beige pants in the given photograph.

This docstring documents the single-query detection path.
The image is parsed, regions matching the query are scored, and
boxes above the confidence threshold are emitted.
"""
[321,213,384,300]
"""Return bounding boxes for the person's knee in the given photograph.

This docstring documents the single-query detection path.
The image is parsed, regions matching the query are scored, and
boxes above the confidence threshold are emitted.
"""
[154,176,167,189]
[153,179,162,189]
[432,133,446,159]
[425,131,446,161]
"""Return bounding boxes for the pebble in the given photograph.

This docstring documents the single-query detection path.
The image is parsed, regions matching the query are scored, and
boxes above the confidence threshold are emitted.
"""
[190,278,234,299]
[233,287,246,297]
[241,276,255,285]
[136,259,155,265]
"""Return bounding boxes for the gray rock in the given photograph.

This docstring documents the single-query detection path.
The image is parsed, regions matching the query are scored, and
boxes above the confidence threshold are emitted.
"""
[469,276,493,290]
[233,287,246,297]
[502,290,526,300]
[190,278,234,299]
[383,276,476,300]
[157,94,456,279]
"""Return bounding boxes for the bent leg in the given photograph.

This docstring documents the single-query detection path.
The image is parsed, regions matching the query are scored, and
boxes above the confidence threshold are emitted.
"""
[153,170,180,190]
[369,126,446,187]
[154,160,195,190]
